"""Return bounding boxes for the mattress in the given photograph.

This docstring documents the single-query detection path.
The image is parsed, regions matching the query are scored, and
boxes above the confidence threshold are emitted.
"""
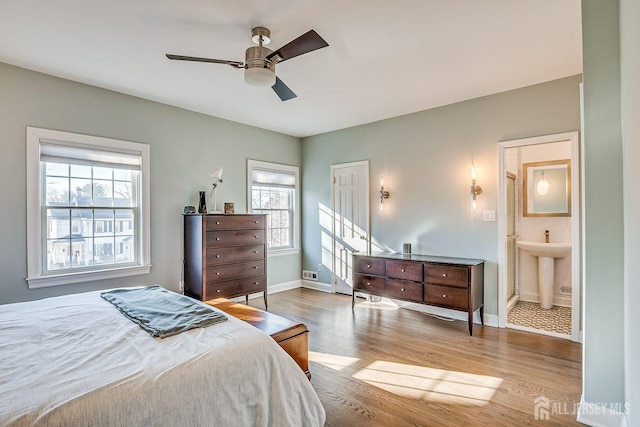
[0,289,325,426]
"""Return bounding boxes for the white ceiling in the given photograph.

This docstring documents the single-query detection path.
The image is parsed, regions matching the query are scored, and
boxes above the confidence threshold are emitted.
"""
[0,1,582,138]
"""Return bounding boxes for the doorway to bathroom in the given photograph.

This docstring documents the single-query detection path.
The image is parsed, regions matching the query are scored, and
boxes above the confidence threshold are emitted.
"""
[497,132,581,342]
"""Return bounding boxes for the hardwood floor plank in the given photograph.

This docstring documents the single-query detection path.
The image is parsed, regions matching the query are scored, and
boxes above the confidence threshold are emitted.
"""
[257,288,583,426]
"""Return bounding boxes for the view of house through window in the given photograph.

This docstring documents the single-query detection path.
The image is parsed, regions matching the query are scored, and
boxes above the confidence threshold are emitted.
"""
[45,162,137,271]
[248,160,299,252]
[27,127,151,288]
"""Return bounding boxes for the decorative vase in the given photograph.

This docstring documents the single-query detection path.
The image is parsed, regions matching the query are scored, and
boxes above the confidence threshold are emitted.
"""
[198,191,207,213]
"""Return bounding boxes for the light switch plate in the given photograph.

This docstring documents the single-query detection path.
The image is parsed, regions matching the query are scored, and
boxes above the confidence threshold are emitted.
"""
[483,210,496,221]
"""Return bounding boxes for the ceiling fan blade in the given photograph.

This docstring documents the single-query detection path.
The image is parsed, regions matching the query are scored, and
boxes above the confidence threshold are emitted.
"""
[266,30,328,63]
[166,54,244,68]
[272,77,297,101]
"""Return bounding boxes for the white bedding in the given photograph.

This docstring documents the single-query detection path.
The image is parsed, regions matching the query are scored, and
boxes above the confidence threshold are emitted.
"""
[0,289,325,426]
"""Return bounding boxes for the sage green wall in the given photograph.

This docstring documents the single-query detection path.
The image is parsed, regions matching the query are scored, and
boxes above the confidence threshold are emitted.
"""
[0,62,301,304]
[621,0,640,422]
[581,0,625,408]
[301,75,582,318]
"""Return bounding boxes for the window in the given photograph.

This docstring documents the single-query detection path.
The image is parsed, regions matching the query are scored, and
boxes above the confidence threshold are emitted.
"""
[26,127,151,288]
[247,160,299,255]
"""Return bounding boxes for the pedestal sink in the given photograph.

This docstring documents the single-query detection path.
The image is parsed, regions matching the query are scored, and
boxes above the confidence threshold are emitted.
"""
[516,241,571,309]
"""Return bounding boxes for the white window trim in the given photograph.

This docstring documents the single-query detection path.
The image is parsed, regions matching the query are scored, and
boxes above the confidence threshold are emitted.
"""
[26,127,151,288]
[247,159,300,256]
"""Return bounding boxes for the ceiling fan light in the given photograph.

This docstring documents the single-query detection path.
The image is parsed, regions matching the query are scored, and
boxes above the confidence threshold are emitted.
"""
[244,67,276,87]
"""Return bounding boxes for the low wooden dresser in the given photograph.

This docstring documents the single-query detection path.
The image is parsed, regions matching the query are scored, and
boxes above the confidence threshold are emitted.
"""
[184,213,268,308]
[352,252,485,335]
[206,298,311,380]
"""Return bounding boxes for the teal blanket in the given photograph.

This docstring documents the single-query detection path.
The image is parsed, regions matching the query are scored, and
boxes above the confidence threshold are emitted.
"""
[101,285,227,338]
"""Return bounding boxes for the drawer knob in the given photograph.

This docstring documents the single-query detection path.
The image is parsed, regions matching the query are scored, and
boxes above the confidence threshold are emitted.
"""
[254,235,258,238]
[253,250,258,253]
[401,288,405,292]
[366,282,371,286]
[216,221,220,225]
[216,289,221,293]
[254,266,258,269]
[442,294,447,298]
[216,255,220,258]
[254,221,259,224]
[216,237,220,241]
[254,282,259,285]
[401,268,406,272]
[367,264,371,268]
[442,273,447,277]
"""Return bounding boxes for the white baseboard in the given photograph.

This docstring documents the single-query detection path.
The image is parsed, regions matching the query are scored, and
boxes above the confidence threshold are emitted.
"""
[301,280,333,293]
[394,300,493,327]
[576,394,629,427]
[519,291,572,308]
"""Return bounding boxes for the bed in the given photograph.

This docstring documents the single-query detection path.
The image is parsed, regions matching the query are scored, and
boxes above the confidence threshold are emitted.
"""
[0,287,326,426]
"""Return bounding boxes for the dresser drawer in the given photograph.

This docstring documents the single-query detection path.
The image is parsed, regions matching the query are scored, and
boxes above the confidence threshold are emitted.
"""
[354,257,386,276]
[206,245,264,265]
[424,264,469,288]
[205,215,265,231]
[386,260,423,282]
[353,274,385,294]
[424,284,468,310]
[206,260,265,283]
[206,230,265,247]
[385,279,422,302]
[205,275,266,300]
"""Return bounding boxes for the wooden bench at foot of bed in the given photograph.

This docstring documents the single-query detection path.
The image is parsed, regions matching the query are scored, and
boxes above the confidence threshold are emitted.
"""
[206,298,311,380]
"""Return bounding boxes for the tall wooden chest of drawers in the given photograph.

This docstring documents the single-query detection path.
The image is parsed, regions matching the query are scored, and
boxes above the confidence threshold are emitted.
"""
[184,214,268,308]
[352,253,484,335]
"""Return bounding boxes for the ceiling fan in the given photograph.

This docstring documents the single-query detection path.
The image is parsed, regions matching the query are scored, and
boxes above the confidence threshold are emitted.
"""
[166,27,329,101]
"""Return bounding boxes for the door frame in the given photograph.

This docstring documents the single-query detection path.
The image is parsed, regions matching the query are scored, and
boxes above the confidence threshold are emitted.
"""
[330,160,370,293]
[497,131,581,342]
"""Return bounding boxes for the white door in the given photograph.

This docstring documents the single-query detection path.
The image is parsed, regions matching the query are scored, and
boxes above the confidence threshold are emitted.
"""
[331,161,370,294]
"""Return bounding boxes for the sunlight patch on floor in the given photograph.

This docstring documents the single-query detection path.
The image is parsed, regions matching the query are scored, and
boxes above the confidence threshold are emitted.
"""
[309,351,360,371]
[352,360,503,406]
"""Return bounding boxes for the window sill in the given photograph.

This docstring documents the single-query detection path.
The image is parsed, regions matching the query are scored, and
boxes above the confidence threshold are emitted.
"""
[26,264,152,289]
[267,248,300,258]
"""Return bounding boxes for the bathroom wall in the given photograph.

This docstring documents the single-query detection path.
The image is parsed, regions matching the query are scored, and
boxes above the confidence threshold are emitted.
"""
[515,141,572,306]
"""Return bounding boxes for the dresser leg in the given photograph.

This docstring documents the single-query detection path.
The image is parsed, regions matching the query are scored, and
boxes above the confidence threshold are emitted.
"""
[479,305,484,325]
[468,310,474,336]
[245,295,249,305]
[264,291,268,311]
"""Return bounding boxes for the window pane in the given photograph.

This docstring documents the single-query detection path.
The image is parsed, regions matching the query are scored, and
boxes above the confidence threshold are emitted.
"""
[70,164,91,179]
[114,181,133,207]
[94,237,114,265]
[46,162,69,177]
[45,176,69,205]
[93,167,112,180]
[115,236,134,263]
[113,169,132,181]
[94,180,113,206]
[73,209,93,237]
[71,178,92,206]
[47,208,70,239]
[71,240,88,267]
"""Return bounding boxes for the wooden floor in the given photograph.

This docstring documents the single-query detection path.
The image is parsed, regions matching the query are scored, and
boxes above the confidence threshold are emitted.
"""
[253,288,583,427]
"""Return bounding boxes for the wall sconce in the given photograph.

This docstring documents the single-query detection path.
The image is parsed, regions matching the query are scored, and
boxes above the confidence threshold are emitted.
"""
[470,165,482,209]
[379,176,390,214]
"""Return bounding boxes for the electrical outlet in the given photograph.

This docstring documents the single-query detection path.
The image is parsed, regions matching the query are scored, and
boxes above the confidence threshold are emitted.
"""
[317,264,323,272]
[302,270,318,281]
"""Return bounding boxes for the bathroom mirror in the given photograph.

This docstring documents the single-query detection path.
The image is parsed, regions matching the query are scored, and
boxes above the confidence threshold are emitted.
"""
[523,159,571,217]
